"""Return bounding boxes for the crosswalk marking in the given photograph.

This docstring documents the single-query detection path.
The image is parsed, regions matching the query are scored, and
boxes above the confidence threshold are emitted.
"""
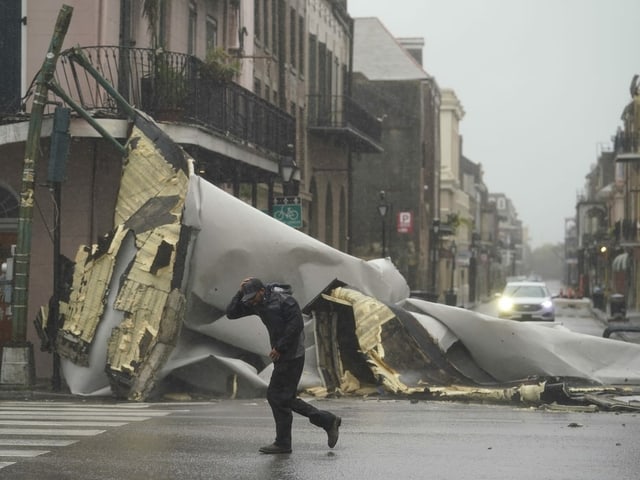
[0,449,48,457]
[0,406,170,416]
[0,439,76,447]
[0,420,127,427]
[0,401,178,471]
[0,428,106,436]
[0,414,151,421]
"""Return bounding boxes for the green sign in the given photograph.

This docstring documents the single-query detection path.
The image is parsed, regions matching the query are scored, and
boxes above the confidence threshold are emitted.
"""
[273,197,302,228]
[273,204,302,228]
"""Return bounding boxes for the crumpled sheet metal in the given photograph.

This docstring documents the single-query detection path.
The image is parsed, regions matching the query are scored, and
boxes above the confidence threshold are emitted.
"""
[400,298,640,386]
[316,286,475,395]
[57,115,191,399]
[51,112,640,409]
[54,113,409,399]
[180,174,410,315]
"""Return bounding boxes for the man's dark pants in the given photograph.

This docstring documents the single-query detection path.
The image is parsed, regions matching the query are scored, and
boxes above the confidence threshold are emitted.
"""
[267,354,334,448]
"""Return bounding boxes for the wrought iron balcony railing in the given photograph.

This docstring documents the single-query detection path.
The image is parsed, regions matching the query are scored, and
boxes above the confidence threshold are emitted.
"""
[613,219,639,243]
[2,46,295,159]
[307,94,383,153]
[614,130,640,162]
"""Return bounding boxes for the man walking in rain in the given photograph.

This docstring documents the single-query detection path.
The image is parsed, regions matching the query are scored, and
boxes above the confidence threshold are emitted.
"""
[226,277,341,454]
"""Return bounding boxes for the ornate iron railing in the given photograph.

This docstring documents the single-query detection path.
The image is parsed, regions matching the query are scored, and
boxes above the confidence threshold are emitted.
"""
[307,94,382,147]
[613,219,639,243]
[2,46,295,158]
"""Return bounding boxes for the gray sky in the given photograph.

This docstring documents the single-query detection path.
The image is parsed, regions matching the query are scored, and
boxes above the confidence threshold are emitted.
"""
[347,0,640,248]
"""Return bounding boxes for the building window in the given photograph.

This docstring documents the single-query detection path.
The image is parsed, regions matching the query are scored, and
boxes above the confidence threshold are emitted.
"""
[0,186,18,218]
[206,15,218,50]
[298,16,304,74]
[263,0,269,48]
[271,0,278,57]
[188,1,197,55]
[308,34,317,94]
[289,7,296,68]
[254,78,262,97]
[158,0,168,48]
[254,0,260,41]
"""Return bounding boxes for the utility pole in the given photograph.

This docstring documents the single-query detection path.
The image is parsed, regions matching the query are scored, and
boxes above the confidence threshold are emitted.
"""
[1,5,73,386]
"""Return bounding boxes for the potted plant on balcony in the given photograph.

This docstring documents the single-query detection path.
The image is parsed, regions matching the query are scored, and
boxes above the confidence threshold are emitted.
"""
[199,47,241,84]
[140,52,189,121]
[154,57,188,119]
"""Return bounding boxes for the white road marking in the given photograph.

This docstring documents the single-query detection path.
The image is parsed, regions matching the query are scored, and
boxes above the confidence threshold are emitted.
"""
[0,428,105,436]
[0,439,76,447]
[0,420,127,427]
[0,401,179,471]
[0,414,150,421]
[0,449,49,457]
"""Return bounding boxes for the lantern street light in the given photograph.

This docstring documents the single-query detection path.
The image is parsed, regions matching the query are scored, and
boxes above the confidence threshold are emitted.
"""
[279,155,297,183]
[377,190,389,257]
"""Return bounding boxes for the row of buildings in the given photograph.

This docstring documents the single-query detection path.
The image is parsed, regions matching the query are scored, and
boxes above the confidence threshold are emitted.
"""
[0,0,525,380]
[568,75,640,311]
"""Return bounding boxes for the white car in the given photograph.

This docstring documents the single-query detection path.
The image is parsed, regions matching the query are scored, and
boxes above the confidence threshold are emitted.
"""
[497,281,555,322]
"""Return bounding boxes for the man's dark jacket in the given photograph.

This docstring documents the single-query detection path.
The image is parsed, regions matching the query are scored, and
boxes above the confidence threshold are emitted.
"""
[226,285,305,361]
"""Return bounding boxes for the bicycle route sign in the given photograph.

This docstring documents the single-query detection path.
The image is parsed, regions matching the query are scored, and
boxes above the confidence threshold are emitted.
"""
[273,196,302,228]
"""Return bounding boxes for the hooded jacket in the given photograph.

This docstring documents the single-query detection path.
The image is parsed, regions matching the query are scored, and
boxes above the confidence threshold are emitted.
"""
[226,283,305,361]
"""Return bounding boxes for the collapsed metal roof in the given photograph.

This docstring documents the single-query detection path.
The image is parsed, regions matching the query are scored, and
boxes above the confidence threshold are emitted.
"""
[37,112,640,412]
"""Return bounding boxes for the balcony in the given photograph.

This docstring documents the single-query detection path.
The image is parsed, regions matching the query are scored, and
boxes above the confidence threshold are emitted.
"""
[614,130,640,162]
[613,219,640,244]
[1,46,295,162]
[307,94,383,153]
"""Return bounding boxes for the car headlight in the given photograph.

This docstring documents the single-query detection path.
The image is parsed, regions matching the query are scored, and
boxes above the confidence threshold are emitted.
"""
[541,299,553,309]
[498,297,513,312]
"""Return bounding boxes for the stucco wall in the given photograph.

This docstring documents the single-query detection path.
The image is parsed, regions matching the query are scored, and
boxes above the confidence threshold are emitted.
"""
[0,134,122,378]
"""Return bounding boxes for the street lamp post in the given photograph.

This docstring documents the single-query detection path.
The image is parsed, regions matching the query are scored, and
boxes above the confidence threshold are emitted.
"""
[450,240,457,291]
[377,191,389,257]
[469,233,478,304]
[430,218,440,296]
[445,240,457,306]
[271,156,298,215]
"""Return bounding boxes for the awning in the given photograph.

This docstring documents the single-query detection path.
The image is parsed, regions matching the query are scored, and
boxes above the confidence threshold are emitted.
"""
[613,252,630,272]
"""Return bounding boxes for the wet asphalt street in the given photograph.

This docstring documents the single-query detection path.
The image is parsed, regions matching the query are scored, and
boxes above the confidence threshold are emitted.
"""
[3,299,639,479]
[2,397,638,480]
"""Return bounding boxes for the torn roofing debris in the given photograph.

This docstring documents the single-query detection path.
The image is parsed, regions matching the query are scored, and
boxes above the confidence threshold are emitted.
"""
[36,112,640,412]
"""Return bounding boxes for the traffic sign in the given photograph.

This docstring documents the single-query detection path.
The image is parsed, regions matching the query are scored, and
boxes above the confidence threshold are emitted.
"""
[397,211,413,233]
[273,197,302,228]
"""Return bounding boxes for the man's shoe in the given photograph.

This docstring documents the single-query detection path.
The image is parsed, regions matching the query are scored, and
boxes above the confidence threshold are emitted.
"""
[326,416,341,448]
[259,443,292,454]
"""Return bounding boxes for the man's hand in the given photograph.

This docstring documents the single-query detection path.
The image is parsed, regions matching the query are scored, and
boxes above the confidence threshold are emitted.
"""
[269,348,281,361]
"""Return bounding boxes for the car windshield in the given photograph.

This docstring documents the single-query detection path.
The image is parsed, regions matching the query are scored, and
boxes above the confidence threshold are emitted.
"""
[504,285,547,298]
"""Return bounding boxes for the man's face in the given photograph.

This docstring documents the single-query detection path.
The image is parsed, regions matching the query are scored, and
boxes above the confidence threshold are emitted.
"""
[246,288,264,306]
